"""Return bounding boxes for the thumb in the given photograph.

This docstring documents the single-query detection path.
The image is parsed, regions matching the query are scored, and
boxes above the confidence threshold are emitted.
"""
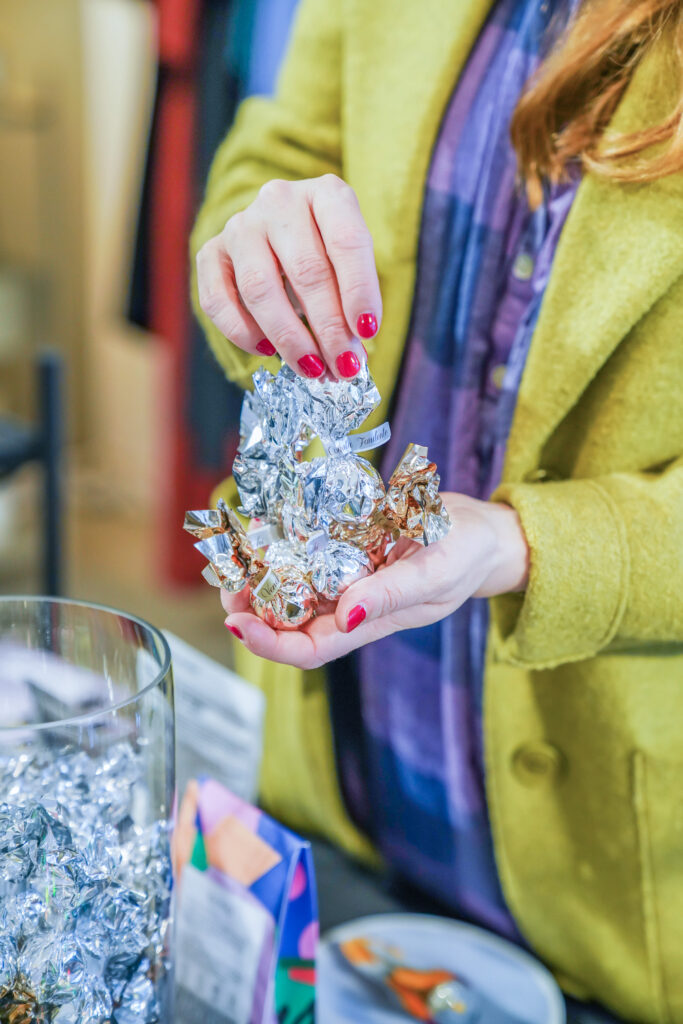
[334,549,433,634]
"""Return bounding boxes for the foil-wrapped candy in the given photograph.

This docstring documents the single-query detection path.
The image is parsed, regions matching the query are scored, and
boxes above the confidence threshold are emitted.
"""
[381,443,451,545]
[250,564,318,630]
[310,540,374,601]
[233,371,311,521]
[0,743,171,1024]
[184,362,451,628]
[298,455,385,534]
[285,360,381,445]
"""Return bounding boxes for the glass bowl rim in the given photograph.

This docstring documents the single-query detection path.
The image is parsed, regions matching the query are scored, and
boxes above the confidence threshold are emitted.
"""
[0,595,172,734]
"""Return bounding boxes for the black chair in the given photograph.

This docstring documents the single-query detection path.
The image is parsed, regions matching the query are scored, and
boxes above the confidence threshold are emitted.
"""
[0,351,64,595]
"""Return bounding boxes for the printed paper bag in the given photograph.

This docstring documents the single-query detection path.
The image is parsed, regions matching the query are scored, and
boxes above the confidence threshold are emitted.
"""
[174,778,317,1024]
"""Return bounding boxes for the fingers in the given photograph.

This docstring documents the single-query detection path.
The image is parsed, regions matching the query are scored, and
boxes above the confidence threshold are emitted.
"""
[265,195,364,379]
[310,176,382,344]
[196,175,381,378]
[226,212,326,377]
[334,543,442,634]
[222,608,322,669]
[196,237,266,354]
[220,588,251,618]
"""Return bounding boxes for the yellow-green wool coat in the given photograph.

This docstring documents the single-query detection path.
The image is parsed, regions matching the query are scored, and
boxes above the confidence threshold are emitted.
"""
[190,1,683,1020]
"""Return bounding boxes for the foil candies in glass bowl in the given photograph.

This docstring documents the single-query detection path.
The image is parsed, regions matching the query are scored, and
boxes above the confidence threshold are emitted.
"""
[184,362,451,630]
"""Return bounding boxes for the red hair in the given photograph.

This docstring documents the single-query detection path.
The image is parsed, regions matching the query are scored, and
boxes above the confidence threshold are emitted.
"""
[511,0,683,206]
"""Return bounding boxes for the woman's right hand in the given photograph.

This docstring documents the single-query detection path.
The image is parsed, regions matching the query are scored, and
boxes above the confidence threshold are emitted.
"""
[196,174,382,379]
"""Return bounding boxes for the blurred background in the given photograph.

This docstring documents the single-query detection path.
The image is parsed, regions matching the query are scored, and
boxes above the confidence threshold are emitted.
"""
[0,0,298,656]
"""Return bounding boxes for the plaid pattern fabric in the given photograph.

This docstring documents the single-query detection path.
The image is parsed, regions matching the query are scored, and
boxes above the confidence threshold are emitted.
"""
[347,0,580,937]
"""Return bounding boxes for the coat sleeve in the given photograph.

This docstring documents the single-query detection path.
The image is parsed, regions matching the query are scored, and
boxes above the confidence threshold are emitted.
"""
[490,457,683,668]
[189,0,343,388]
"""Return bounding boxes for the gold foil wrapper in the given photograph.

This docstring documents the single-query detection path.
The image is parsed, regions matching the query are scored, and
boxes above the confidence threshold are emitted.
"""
[250,565,318,630]
[380,443,451,546]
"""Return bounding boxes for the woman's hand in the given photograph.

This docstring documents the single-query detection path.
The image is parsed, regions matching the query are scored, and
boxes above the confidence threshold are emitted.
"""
[196,175,382,379]
[221,494,529,669]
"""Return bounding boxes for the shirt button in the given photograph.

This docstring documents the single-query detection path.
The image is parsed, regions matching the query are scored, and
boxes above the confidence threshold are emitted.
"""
[511,742,565,787]
[490,364,507,390]
[512,251,535,281]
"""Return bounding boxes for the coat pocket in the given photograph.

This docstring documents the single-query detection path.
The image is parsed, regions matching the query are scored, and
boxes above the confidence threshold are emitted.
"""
[632,751,683,1024]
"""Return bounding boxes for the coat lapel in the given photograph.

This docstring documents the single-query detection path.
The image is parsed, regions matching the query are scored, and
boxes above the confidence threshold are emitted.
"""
[349,0,494,265]
[503,38,683,480]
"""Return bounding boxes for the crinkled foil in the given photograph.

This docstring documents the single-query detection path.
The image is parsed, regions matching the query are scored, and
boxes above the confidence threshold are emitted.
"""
[252,367,311,454]
[234,371,311,520]
[185,364,450,628]
[183,505,230,540]
[263,539,308,574]
[287,360,380,445]
[299,455,385,533]
[250,565,317,630]
[0,744,170,1024]
[310,541,373,600]
[381,443,451,545]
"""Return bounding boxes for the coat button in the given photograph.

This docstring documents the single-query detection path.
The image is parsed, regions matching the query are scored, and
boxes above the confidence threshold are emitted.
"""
[512,251,535,281]
[490,364,507,390]
[523,467,560,483]
[512,742,565,787]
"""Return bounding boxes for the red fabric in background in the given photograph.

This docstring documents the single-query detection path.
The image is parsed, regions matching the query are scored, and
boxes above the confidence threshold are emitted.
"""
[148,0,216,585]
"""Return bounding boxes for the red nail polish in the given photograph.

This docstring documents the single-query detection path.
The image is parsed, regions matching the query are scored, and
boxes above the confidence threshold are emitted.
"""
[256,339,276,356]
[347,605,366,632]
[226,623,243,640]
[356,313,378,339]
[298,354,325,378]
[336,351,361,379]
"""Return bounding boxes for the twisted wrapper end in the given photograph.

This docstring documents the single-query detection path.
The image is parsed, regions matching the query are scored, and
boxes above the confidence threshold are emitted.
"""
[381,443,451,547]
[184,499,262,592]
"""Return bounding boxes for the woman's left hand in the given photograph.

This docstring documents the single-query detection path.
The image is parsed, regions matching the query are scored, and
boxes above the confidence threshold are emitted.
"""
[221,493,529,669]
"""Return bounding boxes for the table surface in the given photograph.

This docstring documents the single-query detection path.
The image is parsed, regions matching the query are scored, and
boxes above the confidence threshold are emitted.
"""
[310,839,622,1024]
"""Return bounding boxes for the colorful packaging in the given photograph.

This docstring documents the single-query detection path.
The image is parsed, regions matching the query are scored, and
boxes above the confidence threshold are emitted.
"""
[173,779,317,1024]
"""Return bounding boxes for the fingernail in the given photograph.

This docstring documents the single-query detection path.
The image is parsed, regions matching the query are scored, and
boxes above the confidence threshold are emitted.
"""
[225,622,243,640]
[256,338,276,356]
[356,313,378,339]
[298,354,325,378]
[336,351,361,379]
[347,604,366,632]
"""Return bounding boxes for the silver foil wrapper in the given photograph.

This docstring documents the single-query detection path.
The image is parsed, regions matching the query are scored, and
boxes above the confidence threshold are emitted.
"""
[298,455,386,535]
[310,540,374,600]
[0,743,171,1024]
[263,538,309,574]
[285,361,380,446]
[234,371,310,520]
[185,363,451,628]
[251,367,311,454]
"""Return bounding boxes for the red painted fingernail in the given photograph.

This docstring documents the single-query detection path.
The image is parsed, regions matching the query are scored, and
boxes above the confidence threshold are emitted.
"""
[347,605,366,632]
[356,313,378,339]
[336,351,361,379]
[226,623,243,640]
[256,338,276,356]
[298,354,325,378]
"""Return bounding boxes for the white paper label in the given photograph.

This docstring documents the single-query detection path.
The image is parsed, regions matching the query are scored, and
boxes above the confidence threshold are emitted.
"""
[176,865,272,1024]
[247,523,281,549]
[165,632,265,803]
[305,531,328,557]
[326,421,391,456]
[253,567,280,603]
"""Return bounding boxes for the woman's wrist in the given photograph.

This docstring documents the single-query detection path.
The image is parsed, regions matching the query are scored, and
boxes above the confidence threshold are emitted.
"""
[474,501,529,598]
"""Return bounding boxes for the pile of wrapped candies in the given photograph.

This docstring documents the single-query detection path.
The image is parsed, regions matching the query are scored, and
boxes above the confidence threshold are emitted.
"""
[184,362,451,630]
[0,743,172,1024]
